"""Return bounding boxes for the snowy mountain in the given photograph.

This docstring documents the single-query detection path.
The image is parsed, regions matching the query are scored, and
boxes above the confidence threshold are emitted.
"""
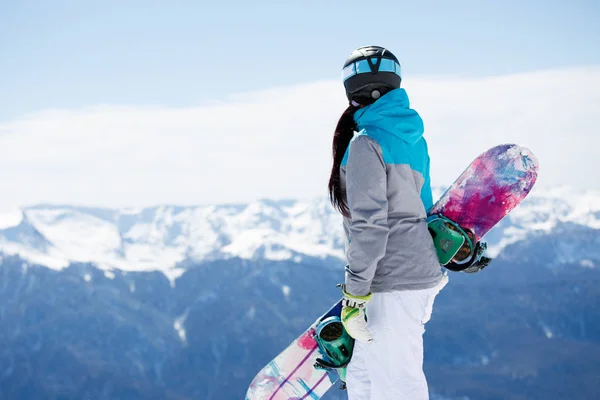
[1,187,599,400]
[0,187,598,281]
[0,198,343,283]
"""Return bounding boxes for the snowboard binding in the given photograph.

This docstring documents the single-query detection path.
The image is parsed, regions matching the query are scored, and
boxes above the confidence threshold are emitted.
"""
[313,316,355,389]
[428,215,492,273]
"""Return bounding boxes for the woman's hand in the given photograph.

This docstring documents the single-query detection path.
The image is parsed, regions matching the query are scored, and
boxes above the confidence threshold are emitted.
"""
[340,285,374,343]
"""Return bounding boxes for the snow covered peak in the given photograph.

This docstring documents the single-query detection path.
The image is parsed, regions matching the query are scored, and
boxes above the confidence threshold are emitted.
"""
[0,187,598,280]
[510,187,600,230]
[0,199,345,282]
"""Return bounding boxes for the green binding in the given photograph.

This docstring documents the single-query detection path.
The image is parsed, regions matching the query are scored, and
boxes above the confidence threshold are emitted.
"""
[313,316,354,384]
[427,215,471,265]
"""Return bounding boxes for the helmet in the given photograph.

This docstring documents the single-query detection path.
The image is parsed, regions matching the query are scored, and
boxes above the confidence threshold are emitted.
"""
[342,45,402,104]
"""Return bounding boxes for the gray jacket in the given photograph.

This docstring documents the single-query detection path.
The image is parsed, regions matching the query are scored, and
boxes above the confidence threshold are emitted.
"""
[340,89,443,296]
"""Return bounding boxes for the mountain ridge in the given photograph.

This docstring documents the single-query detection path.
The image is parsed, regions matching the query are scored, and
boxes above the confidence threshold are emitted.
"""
[0,187,598,283]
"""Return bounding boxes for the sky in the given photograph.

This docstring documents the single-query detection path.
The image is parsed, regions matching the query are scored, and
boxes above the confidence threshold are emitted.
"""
[0,0,599,210]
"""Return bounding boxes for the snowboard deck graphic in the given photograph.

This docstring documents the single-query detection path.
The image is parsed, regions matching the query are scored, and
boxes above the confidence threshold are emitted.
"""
[429,143,538,241]
[246,144,539,399]
[246,301,344,400]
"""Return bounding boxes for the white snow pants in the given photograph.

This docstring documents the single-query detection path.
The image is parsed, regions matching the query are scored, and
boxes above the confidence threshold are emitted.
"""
[346,274,448,400]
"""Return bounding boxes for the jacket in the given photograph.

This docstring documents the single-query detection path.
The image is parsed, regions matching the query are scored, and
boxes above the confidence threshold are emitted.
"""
[340,88,443,296]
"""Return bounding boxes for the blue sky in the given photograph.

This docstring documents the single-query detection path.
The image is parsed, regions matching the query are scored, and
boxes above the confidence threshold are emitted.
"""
[1,0,599,121]
[0,1,599,209]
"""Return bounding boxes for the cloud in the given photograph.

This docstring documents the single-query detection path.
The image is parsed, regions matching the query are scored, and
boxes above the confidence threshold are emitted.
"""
[406,67,600,192]
[0,67,598,210]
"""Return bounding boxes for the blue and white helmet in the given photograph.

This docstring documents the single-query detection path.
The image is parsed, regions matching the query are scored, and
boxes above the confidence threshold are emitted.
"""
[342,45,402,104]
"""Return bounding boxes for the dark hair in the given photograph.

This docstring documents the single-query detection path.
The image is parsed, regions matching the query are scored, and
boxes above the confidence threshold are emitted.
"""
[328,104,359,217]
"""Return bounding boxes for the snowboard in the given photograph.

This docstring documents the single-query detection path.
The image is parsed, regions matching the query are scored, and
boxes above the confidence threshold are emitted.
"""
[246,143,539,400]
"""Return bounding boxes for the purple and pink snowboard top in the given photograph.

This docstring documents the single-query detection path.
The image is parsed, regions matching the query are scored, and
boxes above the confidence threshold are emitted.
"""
[429,144,538,240]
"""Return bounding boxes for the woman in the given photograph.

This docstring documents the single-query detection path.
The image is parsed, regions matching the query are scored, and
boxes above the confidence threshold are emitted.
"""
[328,45,448,399]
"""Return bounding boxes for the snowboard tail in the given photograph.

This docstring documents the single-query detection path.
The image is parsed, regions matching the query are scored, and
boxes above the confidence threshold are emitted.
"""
[246,301,344,400]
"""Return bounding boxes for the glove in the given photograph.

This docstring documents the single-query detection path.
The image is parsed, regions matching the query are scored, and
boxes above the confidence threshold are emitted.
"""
[339,284,374,343]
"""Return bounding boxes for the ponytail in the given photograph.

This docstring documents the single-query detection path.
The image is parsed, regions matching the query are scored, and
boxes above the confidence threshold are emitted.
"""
[328,104,359,217]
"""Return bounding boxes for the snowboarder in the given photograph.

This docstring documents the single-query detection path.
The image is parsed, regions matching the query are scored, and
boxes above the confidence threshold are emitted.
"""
[328,45,449,399]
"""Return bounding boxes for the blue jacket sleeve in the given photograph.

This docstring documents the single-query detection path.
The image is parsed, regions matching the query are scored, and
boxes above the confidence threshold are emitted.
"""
[344,135,390,296]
